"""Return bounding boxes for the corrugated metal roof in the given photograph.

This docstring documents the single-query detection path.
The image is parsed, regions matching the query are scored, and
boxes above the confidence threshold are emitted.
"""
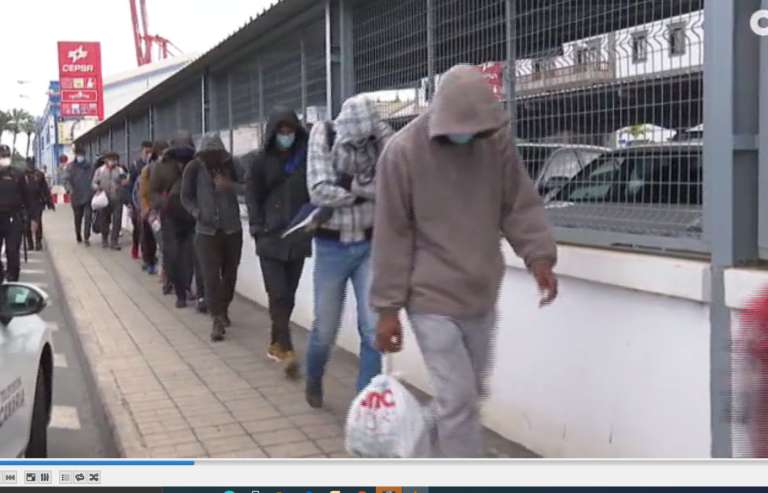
[76,0,321,143]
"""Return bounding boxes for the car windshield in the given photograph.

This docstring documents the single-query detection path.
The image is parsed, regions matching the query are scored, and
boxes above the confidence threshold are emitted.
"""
[552,149,702,205]
[517,146,558,181]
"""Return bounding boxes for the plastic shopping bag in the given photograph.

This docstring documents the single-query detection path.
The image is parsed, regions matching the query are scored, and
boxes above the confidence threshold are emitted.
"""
[344,355,427,458]
[91,191,109,210]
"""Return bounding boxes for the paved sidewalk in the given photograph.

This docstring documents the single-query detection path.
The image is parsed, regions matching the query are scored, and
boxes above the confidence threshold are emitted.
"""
[45,206,536,458]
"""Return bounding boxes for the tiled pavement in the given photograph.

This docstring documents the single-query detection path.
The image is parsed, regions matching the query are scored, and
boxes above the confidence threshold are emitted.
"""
[45,207,537,458]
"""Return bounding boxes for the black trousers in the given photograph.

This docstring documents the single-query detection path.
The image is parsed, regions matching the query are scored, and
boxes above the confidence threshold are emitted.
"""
[259,256,305,351]
[139,218,157,265]
[72,202,92,240]
[162,217,195,298]
[100,201,123,245]
[0,213,23,283]
[195,230,243,318]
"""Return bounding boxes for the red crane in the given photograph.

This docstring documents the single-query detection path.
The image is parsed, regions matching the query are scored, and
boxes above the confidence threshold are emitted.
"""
[129,0,181,66]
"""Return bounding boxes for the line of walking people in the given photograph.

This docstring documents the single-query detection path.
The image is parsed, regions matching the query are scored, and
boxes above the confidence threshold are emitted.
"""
[63,64,561,457]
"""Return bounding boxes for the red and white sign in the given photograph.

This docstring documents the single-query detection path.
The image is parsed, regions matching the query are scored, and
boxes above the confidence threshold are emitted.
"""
[477,62,505,100]
[57,41,104,120]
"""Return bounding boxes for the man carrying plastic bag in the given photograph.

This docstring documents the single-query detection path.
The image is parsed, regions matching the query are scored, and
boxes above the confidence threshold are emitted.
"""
[368,64,559,458]
[345,354,427,458]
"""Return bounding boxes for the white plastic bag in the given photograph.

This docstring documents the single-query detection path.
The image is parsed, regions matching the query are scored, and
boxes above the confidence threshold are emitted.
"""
[91,191,108,210]
[344,355,427,458]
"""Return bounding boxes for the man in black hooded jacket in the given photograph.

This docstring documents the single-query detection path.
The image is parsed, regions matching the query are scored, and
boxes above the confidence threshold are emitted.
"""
[244,107,311,378]
[149,131,198,309]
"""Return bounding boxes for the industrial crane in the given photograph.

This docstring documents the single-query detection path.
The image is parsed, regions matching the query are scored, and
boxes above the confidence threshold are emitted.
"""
[129,0,181,66]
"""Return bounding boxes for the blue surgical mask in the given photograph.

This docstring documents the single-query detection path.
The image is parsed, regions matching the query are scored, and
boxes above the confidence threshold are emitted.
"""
[76,156,85,163]
[446,134,474,145]
[276,133,295,149]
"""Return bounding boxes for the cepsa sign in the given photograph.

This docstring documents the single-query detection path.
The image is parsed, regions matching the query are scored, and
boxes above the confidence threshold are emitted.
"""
[57,41,104,120]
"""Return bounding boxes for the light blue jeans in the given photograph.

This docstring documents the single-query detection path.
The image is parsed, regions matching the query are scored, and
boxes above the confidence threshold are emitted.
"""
[304,238,381,392]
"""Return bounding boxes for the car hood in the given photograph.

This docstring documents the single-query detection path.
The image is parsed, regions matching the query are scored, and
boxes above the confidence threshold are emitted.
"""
[544,201,703,237]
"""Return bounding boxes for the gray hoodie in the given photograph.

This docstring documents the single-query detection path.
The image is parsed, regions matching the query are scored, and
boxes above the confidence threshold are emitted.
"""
[370,64,557,319]
[180,133,245,235]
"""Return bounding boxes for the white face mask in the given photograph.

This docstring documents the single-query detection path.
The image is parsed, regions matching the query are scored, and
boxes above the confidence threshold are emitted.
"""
[0,158,11,167]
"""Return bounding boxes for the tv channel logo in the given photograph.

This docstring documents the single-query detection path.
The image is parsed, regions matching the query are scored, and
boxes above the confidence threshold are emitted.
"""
[751,10,768,36]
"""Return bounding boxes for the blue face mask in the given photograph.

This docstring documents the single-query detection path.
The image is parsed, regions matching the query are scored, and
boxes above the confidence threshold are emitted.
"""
[276,133,295,149]
[446,134,475,145]
[76,156,85,163]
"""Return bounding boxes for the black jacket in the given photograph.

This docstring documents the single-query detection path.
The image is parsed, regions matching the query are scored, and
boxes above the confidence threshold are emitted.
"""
[149,146,196,223]
[244,107,311,261]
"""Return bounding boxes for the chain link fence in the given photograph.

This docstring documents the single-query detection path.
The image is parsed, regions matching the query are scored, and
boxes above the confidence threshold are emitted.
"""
[75,0,711,255]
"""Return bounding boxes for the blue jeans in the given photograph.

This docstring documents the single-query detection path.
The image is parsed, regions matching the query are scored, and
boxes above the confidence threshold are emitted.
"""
[304,238,381,392]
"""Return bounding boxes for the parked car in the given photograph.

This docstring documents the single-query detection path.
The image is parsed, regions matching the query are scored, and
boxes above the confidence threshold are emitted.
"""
[0,283,53,458]
[516,143,608,196]
[544,142,703,238]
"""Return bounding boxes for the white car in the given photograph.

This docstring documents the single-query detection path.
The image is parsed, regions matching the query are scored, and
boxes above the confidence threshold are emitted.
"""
[0,283,54,458]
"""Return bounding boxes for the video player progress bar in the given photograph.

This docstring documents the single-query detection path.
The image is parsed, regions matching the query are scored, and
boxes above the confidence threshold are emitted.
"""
[0,461,194,466]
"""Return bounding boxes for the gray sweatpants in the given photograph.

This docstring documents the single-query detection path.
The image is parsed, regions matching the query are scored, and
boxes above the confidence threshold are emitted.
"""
[409,310,496,458]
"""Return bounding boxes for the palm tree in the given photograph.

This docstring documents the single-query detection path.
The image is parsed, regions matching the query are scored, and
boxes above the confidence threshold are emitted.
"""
[0,110,9,144]
[22,117,36,157]
[8,108,32,153]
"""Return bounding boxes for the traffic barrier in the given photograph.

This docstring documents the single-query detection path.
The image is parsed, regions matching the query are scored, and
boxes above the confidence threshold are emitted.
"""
[50,191,69,205]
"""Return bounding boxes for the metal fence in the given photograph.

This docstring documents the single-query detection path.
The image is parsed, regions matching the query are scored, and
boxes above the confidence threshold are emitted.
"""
[73,0,760,266]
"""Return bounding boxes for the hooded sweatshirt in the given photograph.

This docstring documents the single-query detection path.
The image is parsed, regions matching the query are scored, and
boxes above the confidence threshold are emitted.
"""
[370,64,557,319]
[244,106,311,261]
[63,158,94,206]
[180,133,245,235]
[149,131,196,222]
[306,95,394,243]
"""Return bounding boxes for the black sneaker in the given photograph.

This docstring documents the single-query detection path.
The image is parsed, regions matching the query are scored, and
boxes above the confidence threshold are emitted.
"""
[34,243,42,251]
[222,312,231,328]
[83,239,91,247]
[210,317,226,342]
[110,244,122,251]
[305,378,323,409]
[175,297,187,309]
[76,235,83,244]
[102,242,109,248]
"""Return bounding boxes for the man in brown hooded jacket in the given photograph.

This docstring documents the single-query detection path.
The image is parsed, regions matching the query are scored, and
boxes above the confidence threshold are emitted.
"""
[371,64,559,458]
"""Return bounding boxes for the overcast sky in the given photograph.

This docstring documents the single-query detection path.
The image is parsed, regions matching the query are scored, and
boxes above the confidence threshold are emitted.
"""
[0,0,274,116]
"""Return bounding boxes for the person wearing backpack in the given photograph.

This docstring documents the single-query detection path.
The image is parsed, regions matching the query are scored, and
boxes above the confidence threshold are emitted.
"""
[149,132,197,308]
[244,106,311,378]
[303,94,394,408]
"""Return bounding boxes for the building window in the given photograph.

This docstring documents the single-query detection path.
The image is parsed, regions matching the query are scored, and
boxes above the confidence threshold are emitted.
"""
[668,23,687,57]
[574,39,601,66]
[532,57,556,74]
[631,31,648,63]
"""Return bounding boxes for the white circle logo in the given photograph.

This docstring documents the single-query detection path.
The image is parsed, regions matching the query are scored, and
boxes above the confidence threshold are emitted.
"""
[751,10,768,36]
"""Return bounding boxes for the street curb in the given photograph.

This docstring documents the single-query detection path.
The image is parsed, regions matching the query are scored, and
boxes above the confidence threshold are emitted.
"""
[47,240,150,459]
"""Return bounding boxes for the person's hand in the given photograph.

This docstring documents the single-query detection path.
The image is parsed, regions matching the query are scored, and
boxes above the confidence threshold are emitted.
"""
[121,178,130,186]
[376,312,403,353]
[214,174,231,189]
[336,172,353,191]
[531,262,558,307]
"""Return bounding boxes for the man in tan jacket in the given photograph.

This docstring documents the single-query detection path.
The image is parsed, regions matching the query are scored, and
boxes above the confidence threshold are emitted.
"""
[371,64,559,458]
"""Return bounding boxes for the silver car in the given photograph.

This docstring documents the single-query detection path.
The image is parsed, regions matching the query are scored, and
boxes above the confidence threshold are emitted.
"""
[516,143,609,196]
